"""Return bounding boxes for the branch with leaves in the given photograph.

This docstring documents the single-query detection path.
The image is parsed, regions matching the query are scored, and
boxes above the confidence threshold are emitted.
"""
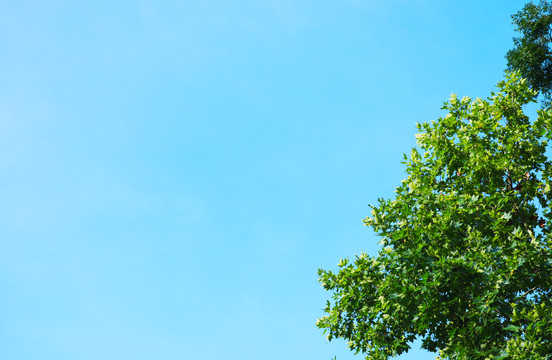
[318,72,552,360]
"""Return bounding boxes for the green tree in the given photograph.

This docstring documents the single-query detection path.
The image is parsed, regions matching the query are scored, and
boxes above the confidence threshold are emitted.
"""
[506,0,552,106]
[317,73,552,360]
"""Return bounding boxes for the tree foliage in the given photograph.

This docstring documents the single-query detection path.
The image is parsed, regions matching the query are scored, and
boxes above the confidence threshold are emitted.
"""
[317,73,552,360]
[506,0,552,106]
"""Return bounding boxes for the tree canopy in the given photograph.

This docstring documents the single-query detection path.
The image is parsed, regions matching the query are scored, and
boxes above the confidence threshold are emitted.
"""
[317,73,552,359]
[506,0,552,106]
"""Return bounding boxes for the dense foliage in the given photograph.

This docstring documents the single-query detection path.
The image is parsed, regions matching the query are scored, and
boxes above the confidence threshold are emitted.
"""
[317,73,552,360]
[506,0,552,106]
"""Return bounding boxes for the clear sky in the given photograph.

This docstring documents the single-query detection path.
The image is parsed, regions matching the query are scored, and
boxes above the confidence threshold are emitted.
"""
[0,1,530,359]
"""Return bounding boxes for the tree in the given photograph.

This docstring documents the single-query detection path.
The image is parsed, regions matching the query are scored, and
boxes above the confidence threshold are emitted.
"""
[506,0,552,106]
[317,72,552,360]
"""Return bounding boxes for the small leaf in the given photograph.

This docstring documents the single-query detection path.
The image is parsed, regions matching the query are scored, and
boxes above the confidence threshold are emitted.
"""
[505,324,520,332]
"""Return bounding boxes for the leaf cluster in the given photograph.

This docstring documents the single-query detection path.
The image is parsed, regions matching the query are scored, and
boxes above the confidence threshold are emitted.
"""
[507,0,552,106]
[317,73,552,360]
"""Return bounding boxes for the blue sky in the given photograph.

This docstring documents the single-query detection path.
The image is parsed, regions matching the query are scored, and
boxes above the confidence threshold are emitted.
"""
[0,1,529,359]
